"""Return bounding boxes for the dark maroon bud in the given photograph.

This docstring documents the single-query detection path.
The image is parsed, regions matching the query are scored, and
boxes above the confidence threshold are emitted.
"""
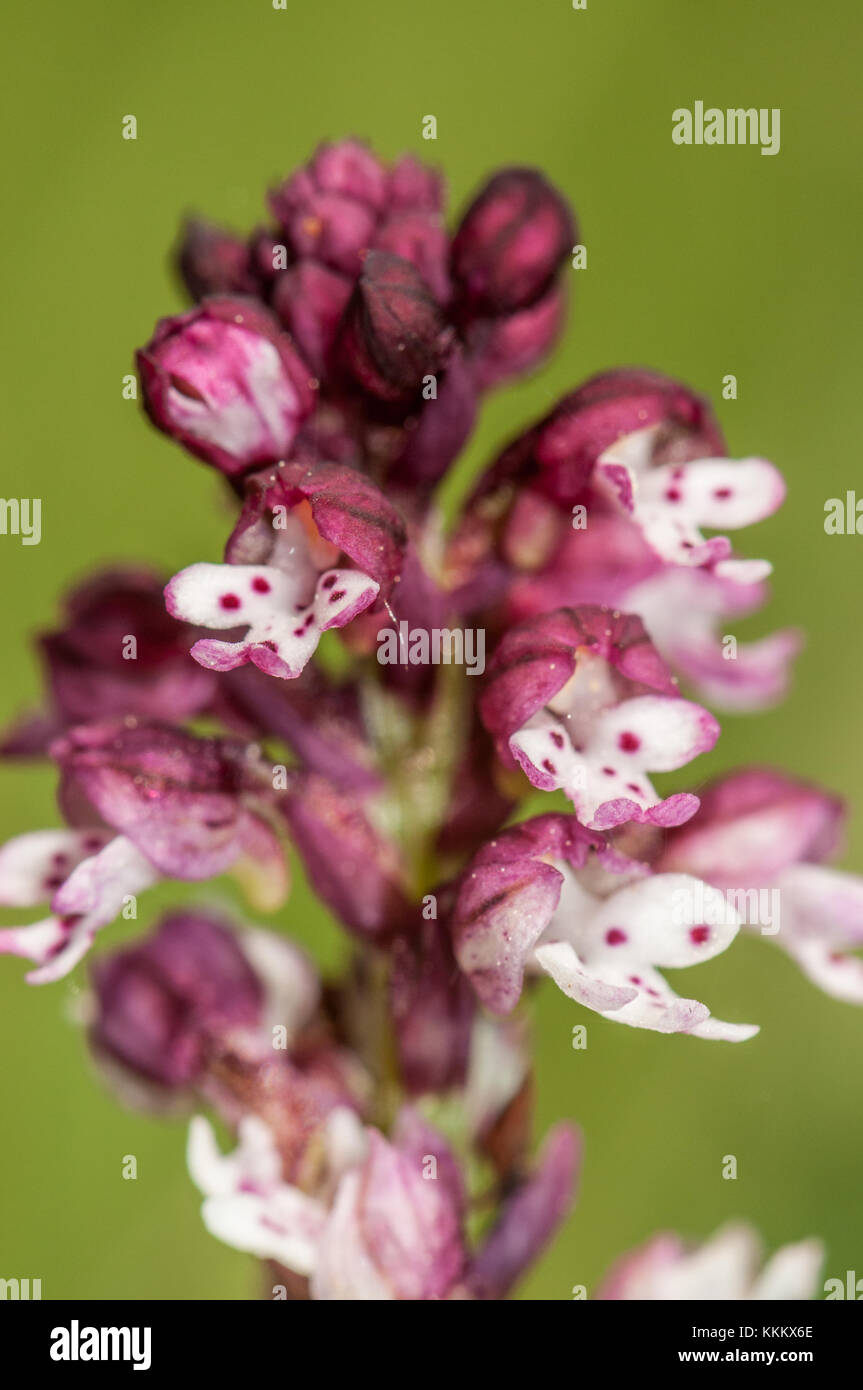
[90,911,263,1088]
[337,251,454,404]
[271,259,353,376]
[451,167,575,315]
[176,218,259,301]
[390,917,475,1095]
[393,348,477,489]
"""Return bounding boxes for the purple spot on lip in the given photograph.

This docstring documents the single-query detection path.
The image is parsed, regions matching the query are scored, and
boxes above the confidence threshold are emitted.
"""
[605,928,627,946]
[690,926,710,945]
[542,759,557,775]
[321,575,337,590]
[328,590,346,604]
[618,731,640,753]
[251,576,271,594]
[220,593,241,611]
[550,731,565,750]
[602,766,616,777]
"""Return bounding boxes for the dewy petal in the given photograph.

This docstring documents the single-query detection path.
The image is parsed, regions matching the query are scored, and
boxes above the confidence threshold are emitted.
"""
[595,445,784,574]
[279,462,406,596]
[168,559,378,680]
[536,944,710,1035]
[451,814,617,1013]
[0,828,110,906]
[510,694,717,830]
[586,873,742,968]
[453,855,565,1014]
[533,867,758,1039]
[480,608,678,767]
[54,720,279,882]
[533,941,638,1013]
[166,461,405,683]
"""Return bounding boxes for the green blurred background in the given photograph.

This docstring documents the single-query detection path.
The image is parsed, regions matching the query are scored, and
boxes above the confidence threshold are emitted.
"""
[1,0,861,1301]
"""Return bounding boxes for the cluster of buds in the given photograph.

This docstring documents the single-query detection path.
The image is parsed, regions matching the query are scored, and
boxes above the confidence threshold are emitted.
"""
[0,138,852,1299]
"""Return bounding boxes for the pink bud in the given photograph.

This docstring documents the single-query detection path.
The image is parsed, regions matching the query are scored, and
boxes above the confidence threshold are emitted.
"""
[137,298,316,477]
[452,167,575,315]
[465,285,565,391]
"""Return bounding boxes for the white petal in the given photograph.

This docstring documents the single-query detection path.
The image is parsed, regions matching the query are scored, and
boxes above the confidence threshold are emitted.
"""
[240,928,320,1041]
[0,829,108,907]
[534,940,638,1013]
[751,1239,824,1300]
[201,1189,326,1275]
